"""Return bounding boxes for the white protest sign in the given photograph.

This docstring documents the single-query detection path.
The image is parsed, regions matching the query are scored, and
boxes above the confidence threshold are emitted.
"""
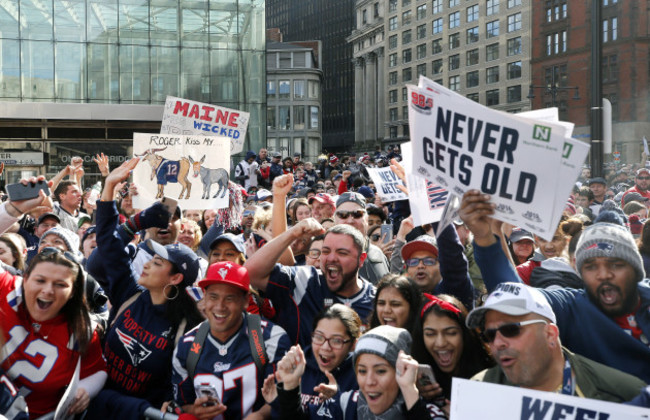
[450,378,650,419]
[436,193,461,237]
[401,142,449,226]
[132,133,231,210]
[408,78,568,239]
[161,96,250,154]
[54,358,80,420]
[367,167,408,203]
[644,136,649,156]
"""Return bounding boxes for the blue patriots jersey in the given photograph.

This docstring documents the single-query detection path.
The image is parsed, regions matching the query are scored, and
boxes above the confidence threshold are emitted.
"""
[315,390,447,419]
[156,160,180,185]
[266,264,376,346]
[172,315,291,419]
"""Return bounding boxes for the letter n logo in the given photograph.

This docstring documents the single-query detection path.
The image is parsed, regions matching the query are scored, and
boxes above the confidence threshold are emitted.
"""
[532,125,551,142]
[562,142,573,158]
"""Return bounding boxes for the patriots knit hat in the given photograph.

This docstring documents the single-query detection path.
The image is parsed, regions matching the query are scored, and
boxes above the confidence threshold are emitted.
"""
[40,226,80,253]
[353,325,412,368]
[575,222,644,283]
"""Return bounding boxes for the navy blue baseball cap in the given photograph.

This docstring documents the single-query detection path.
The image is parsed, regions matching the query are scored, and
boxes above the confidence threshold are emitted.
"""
[146,240,200,285]
[209,233,245,254]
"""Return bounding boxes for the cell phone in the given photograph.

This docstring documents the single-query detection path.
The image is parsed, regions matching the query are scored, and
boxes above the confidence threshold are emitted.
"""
[417,364,437,387]
[6,181,51,201]
[160,196,178,221]
[197,383,221,407]
[380,223,393,244]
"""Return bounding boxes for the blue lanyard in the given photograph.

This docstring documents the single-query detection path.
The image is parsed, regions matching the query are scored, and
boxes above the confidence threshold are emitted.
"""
[560,356,575,395]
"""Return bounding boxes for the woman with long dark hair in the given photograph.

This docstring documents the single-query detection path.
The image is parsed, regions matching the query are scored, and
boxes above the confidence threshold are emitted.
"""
[370,274,422,329]
[86,158,204,419]
[411,294,494,403]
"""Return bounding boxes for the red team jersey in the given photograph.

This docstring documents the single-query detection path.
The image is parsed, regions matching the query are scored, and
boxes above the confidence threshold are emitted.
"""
[0,271,106,418]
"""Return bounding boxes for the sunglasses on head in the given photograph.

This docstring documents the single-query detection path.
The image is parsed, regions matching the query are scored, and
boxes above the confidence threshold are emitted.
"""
[481,319,548,343]
[335,209,365,219]
[405,257,437,267]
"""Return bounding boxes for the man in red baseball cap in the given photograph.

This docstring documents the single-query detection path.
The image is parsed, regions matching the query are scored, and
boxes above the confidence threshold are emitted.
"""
[308,193,335,222]
[171,261,291,419]
[622,167,650,205]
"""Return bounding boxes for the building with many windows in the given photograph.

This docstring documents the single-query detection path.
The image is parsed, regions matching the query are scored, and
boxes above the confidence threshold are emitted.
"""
[350,0,532,144]
[267,0,356,151]
[0,0,266,183]
[531,0,650,162]
[266,38,323,162]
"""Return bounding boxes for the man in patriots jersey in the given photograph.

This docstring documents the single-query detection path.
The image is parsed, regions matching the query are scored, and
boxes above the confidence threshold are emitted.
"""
[245,220,376,346]
[172,261,291,419]
[461,190,650,382]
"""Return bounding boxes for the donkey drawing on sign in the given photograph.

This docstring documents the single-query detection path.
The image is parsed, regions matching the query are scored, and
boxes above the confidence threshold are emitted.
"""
[136,147,192,199]
[189,155,229,199]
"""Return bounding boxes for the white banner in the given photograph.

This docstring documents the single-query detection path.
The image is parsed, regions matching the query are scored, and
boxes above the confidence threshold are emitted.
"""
[367,167,408,203]
[409,77,581,239]
[450,378,650,419]
[131,133,231,210]
[161,96,250,154]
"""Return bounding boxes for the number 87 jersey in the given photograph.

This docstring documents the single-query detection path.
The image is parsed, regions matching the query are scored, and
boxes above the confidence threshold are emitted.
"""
[172,317,291,419]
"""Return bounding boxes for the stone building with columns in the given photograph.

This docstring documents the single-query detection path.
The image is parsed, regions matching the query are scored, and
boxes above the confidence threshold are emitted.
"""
[347,1,387,150]
[349,0,533,148]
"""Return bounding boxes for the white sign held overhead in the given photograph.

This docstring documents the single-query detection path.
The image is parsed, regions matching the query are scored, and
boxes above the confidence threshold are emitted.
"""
[132,133,231,210]
[408,77,585,239]
[161,96,250,154]
[367,167,408,203]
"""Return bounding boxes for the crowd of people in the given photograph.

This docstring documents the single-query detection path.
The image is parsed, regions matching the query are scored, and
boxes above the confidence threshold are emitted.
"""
[1,145,650,419]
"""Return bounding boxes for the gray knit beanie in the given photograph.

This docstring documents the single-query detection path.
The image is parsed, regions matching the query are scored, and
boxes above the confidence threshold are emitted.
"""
[40,226,80,253]
[353,325,412,368]
[575,223,644,283]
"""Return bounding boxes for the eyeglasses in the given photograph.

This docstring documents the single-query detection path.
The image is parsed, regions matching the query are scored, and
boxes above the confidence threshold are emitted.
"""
[370,234,381,241]
[311,333,351,349]
[405,257,437,267]
[308,249,321,258]
[638,177,650,180]
[481,319,548,343]
[335,209,365,219]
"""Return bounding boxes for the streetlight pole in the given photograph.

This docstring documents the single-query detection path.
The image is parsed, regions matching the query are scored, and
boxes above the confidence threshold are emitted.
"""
[590,0,603,177]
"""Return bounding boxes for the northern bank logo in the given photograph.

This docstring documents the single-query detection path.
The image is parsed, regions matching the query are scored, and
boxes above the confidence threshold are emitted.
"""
[532,124,551,142]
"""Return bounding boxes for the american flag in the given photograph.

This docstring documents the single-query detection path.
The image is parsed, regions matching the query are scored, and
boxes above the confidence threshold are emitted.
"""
[426,182,448,210]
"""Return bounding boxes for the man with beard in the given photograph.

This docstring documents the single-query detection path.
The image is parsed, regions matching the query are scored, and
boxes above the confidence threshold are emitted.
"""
[466,282,645,401]
[460,189,650,382]
[245,221,376,346]
[622,168,650,204]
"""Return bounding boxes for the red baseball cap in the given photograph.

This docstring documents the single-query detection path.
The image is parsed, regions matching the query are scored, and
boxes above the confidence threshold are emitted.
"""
[198,261,250,293]
[309,193,335,208]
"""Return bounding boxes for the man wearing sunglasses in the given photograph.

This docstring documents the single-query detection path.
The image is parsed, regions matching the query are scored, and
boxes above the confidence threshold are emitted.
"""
[461,189,650,383]
[334,192,389,285]
[466,282,644,401]
[622,168,650,206]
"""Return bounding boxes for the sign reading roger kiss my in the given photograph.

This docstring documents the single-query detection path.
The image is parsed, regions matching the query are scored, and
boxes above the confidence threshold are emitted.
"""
[450,379,649,419]
[131,133,231,210]
[161,96,250,154]
[408,77,584,239]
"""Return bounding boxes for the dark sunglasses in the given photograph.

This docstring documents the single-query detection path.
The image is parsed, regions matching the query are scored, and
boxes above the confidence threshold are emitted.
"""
[370,234,381,241]
[335,209,365,219]
[481,319,548,343]
[405,257,437,267]
[638,176,650,180]
[242,210,255,217]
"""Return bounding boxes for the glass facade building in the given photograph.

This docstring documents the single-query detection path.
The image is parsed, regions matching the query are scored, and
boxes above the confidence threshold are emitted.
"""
[0,0,266,179]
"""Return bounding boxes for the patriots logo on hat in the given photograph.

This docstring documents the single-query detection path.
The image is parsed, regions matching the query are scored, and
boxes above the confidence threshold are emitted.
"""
[182,262,187,270]
[218,268,228,280]
[585,242,614,254]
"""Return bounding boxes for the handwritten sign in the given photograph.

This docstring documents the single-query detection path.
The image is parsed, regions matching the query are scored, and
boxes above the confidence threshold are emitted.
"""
[161,96,250,154]
[54,358,80,420]
[450,378,650,420]
[132,133,231,210]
